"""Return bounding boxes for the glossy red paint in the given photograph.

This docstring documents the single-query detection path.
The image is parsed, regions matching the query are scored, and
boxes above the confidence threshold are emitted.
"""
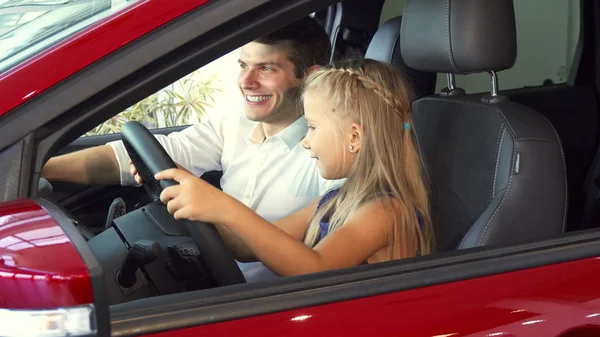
[0,0,211,118]
[148,257,600,337]
[0,199,93,309]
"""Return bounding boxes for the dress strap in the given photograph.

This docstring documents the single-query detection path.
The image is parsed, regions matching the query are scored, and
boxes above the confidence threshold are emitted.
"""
[316,188,340,211]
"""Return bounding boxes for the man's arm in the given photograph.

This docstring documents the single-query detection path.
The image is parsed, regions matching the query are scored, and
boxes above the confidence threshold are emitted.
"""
[42,112,228,187]
[41,145,120,185]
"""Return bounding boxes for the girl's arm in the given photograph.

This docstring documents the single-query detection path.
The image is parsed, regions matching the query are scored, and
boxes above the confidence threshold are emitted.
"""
[154,168,318,262]
[215,199,319,262]
[155,168,394,276]
[222,198,394,276]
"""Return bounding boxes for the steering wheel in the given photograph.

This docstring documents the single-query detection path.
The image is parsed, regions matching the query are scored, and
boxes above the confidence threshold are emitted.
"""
[120,121,246,286]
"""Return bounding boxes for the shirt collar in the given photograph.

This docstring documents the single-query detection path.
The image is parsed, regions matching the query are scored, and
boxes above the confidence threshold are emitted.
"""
[246,116,307,150]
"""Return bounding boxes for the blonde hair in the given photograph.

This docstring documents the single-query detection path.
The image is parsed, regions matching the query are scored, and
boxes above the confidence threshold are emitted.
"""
[302,58,433,259]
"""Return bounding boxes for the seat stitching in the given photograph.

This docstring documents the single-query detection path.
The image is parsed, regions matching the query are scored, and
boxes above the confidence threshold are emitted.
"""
[457,216,471,249]
[399,1,408,63]
[543,116,568,233]
[492,125,506,202]
[517,138,555,142]
[390,26,401,64]
[420,97,519,140]
[476,151,516,246]
[446,0,458,72]
[458,188,480,248]
[417,97,564,245]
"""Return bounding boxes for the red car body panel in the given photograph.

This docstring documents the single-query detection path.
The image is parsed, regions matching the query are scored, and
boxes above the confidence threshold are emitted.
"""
[0,0,598,336]
[0,0,211,118]
[0,199,93,309]
[148,257,600,337]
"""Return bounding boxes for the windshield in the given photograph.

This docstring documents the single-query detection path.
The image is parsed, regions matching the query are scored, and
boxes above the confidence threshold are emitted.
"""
[0,0,139,74]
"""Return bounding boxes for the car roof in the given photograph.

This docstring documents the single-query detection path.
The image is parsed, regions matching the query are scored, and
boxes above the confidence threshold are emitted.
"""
[0,0,211,118]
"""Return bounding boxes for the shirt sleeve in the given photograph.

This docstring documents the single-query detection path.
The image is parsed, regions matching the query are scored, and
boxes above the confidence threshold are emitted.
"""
[107,116,226,186]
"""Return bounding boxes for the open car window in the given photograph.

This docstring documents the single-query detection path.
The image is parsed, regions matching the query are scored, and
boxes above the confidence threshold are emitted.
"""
[0,0,140,74]
[85,48,242,136]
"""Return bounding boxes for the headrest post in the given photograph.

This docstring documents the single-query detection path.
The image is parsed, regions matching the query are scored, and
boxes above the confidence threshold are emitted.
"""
[440,73,465,97]
[481,70,509,104]
[489,71,499,97]
[446,74,456,91]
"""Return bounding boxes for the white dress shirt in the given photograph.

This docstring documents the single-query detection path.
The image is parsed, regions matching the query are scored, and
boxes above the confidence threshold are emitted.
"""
[108,114,342,220]
[107,113,345,281]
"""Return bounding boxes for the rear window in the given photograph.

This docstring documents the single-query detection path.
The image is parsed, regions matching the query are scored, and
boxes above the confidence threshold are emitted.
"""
[0,0,140,74]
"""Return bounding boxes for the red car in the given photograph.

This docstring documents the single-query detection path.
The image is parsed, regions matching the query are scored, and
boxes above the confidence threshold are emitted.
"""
[1,0,600,336]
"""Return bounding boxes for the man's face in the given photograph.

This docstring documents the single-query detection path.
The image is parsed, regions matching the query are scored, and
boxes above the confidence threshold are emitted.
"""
[237,42,304,124]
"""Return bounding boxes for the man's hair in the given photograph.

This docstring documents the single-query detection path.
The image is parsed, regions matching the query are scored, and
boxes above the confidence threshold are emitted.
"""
[255,17,331,78]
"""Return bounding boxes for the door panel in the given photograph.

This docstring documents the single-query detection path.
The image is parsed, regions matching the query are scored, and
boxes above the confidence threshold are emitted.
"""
[143,257,600,337]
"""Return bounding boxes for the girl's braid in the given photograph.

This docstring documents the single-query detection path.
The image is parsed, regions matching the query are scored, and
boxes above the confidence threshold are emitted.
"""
[331,68,406,115]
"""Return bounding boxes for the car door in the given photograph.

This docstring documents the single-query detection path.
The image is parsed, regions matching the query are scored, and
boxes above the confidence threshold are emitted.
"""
[2,0,600,337]
[109,236,600,337]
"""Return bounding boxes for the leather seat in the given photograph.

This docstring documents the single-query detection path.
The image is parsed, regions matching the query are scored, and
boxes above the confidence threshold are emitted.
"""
[365,16,437,99]
[400,0,567,251]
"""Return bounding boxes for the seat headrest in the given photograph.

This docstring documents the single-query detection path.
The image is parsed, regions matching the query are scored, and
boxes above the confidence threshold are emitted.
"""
[365,16,404,65]
[365,16,436,99]
[400,0,517,74]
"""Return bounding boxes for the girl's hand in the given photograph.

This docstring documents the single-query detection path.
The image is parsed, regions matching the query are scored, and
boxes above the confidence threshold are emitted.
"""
[154,168,231,224]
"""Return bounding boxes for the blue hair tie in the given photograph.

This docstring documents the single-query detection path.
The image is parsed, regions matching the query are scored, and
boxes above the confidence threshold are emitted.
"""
[403,122,411,130]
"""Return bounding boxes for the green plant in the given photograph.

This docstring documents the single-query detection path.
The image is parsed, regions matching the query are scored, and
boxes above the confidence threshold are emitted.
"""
[86,70,221,136]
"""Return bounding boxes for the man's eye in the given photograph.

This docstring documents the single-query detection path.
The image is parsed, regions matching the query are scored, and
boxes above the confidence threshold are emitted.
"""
[263,66,273,71]
[308,125,315,130]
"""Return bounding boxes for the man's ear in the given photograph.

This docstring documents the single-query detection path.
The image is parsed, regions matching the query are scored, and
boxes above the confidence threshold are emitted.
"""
[303,64,322,79]
[349,122,363,153]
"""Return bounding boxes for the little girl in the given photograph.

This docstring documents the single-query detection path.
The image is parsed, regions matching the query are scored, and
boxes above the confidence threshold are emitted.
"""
[155,59,433,277]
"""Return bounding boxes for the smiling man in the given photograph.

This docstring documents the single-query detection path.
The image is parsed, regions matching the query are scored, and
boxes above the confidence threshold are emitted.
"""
[42,17,344,281]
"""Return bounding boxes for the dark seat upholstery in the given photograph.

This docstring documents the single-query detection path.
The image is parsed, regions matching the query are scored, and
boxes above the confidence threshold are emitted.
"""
[365,16,437,99]
[400,0,567,251]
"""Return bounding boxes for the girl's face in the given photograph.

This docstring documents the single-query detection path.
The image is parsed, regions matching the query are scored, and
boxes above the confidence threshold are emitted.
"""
[301,90,360,180]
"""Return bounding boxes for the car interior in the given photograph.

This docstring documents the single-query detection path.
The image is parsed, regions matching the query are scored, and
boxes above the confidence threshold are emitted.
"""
[14,0,600,318]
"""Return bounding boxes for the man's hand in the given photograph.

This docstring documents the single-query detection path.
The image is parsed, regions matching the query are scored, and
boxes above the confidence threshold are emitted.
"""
[129,160,144,185]
[130,160,188,185]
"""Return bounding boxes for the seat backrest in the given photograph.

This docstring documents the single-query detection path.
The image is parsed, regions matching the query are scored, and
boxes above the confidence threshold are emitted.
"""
[400,0,567,251]
[365,16,437,100]
[326,0,386,62]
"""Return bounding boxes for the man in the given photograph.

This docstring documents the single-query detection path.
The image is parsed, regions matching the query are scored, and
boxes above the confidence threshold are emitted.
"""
[42,17,344,281]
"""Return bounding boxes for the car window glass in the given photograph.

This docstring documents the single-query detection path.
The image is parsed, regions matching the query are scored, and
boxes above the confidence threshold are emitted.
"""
[85,48,242,136]
[0,0,141,75]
